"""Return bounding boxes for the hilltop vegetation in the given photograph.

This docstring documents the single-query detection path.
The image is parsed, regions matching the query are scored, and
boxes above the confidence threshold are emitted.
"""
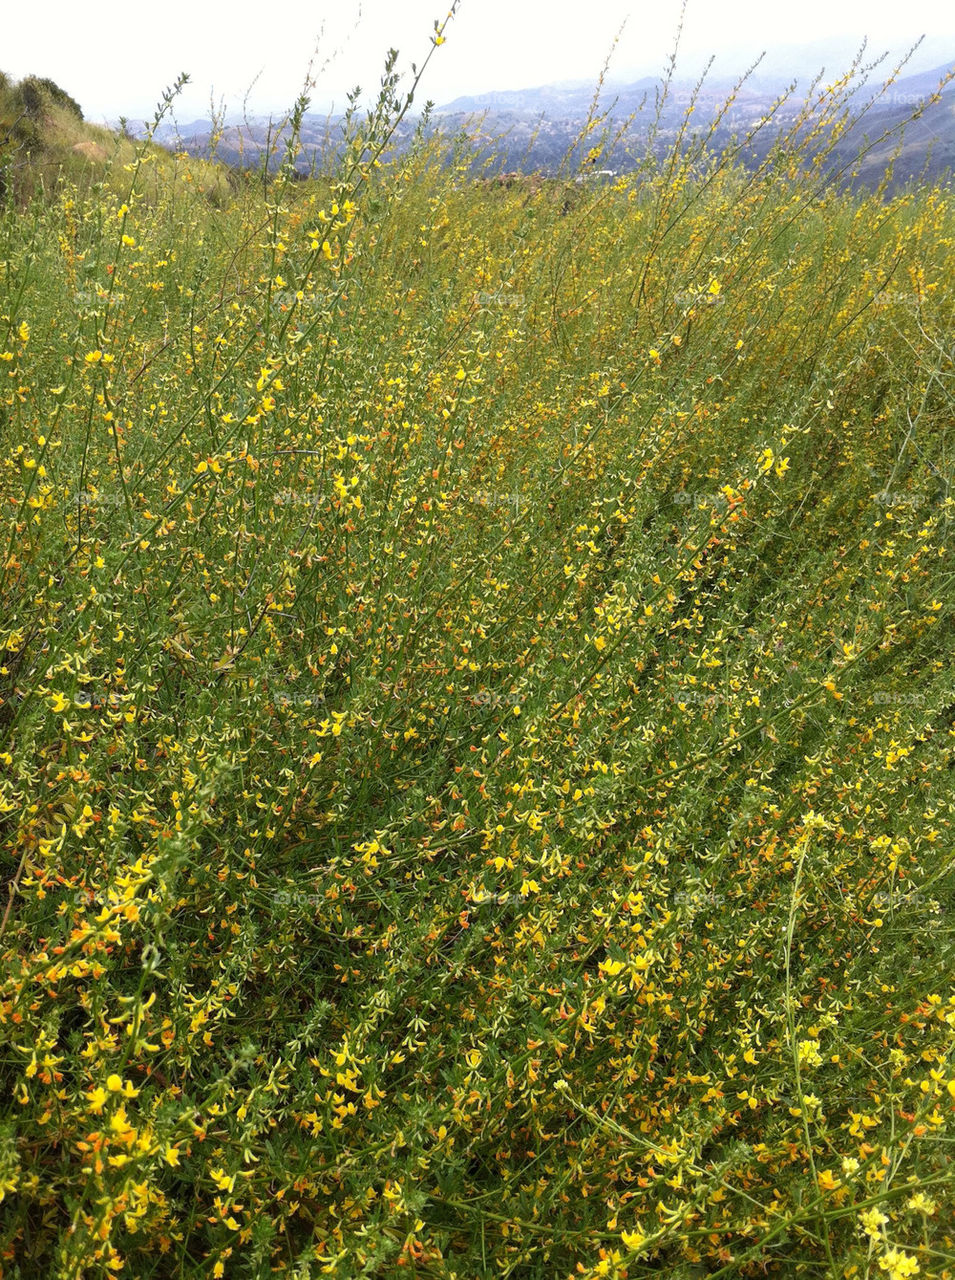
[0,71,230,206]
[0,55,954,1280]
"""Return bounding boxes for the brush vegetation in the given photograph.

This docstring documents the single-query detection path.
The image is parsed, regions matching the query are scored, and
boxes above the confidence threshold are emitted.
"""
[0,71,231,207]
[1,39,954,1280]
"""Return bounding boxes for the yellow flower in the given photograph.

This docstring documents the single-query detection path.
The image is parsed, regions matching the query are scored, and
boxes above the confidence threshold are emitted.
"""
[878,1248,920,1279]
[859,1206,888,1240]
[106,1074,124,1093]
[798,1038,823,1067]
[87,1086,108,1114]
[621,1229,646,1252]
[109,1105,131,1134]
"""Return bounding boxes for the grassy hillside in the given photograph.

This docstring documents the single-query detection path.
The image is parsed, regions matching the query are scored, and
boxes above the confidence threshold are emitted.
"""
[0,72,231,206]
[0,62,954,1280]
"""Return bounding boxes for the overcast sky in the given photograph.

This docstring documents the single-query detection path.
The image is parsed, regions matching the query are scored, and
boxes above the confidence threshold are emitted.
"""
[5,0,954,123]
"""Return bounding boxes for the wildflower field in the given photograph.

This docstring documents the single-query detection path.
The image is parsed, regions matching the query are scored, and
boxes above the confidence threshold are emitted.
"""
[1,57,955,1280]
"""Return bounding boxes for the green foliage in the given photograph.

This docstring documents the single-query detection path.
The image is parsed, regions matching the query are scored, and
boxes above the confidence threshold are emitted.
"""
[18,74,84,122]
[0,68,230,209]
[0,36,954,1280]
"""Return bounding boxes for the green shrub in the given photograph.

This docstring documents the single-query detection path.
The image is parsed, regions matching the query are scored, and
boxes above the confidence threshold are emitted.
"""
[18,74,83,121]
[0,40,953,1280]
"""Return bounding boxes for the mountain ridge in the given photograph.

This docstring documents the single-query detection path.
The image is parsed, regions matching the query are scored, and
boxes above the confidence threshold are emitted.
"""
[123,59,955,193]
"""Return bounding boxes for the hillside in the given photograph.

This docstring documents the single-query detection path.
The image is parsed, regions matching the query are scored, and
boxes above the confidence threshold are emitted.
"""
[1,58,954,1280]
[140,61,955,191]
[0,71,231,205]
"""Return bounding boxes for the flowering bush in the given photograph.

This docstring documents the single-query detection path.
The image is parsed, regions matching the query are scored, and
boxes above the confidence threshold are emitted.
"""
[1,42,953,1280]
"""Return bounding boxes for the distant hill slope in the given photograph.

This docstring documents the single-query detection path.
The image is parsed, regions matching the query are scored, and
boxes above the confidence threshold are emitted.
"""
[140,61,955,193]
[0,71,231,205]
[830,79,955,188]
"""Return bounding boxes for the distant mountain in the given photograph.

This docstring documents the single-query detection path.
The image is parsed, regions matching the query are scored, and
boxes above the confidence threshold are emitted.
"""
[434,61,954,123]
[437,78,659,116]
[133,59,955,193]
[826,72,955,187]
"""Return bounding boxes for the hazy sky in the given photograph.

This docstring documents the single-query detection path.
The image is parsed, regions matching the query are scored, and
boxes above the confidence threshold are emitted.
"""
[6,0,955,123]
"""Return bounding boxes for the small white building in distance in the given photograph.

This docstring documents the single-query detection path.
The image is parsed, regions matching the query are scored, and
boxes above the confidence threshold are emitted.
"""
[575,169,616,184]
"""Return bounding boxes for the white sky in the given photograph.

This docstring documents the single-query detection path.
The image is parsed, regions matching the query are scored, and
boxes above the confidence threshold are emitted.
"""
[5,0,954,123]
